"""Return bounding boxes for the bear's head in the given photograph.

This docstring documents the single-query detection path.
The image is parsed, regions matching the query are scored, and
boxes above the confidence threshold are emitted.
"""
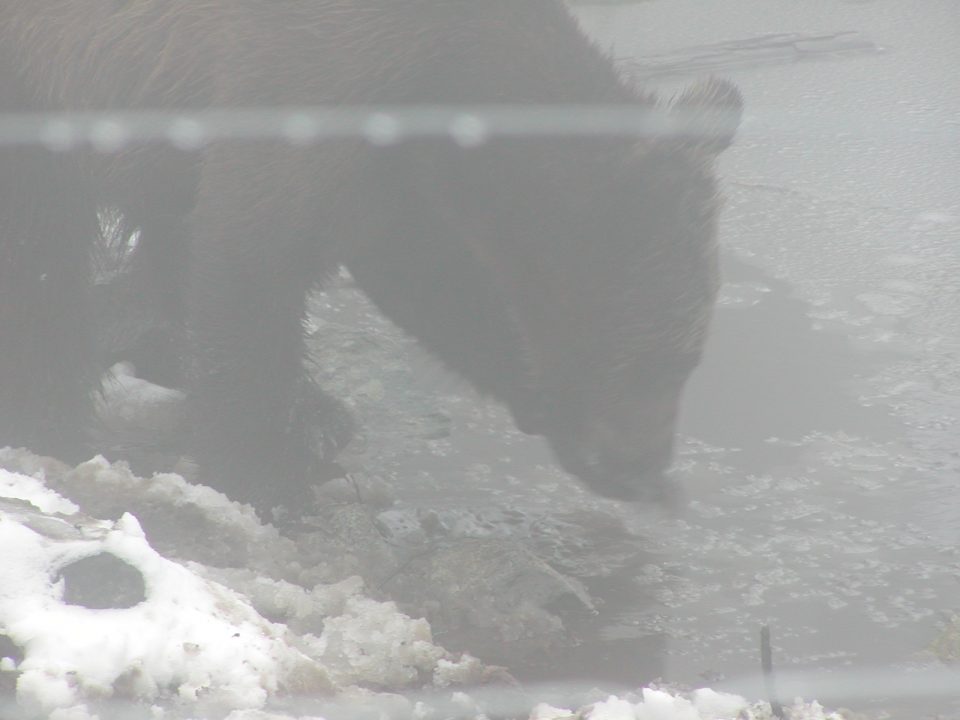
[464,79,743,502]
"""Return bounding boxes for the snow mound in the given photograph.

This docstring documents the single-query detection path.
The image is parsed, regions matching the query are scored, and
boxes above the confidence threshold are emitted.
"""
[0,497,330,716]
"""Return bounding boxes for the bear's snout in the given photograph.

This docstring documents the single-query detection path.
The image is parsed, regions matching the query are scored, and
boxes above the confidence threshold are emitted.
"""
[546,422,682,506]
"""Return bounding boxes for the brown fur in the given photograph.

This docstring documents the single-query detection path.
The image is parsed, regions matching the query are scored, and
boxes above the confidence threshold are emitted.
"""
[1,0,741,512]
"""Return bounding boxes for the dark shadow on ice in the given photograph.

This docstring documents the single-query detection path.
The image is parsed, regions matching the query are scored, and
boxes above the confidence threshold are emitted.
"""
[680,253,901,472]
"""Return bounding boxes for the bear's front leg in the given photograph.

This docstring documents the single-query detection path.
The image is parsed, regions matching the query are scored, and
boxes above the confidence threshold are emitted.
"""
[184,146,350,518]
[0,144,98,462]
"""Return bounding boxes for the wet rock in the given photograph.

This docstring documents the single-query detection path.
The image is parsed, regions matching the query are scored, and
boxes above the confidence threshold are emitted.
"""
[385,539,594,667]
[295,503,399,587]
[314,474,396,509]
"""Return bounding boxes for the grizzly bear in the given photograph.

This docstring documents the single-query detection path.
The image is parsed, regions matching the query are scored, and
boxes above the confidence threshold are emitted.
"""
[1,0,741,515]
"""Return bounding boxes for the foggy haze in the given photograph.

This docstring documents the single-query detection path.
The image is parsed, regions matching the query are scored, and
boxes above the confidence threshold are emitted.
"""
[1,0,958,718]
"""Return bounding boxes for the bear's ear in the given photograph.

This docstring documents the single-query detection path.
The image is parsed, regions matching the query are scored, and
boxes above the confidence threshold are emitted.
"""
[666,78,743,156]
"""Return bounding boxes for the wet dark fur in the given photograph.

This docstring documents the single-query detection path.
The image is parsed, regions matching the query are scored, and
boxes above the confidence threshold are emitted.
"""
[1,1,741,513]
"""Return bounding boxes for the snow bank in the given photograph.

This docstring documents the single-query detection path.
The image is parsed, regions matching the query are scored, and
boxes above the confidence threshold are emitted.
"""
[0,454,486,718]
[0,453,856,719]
